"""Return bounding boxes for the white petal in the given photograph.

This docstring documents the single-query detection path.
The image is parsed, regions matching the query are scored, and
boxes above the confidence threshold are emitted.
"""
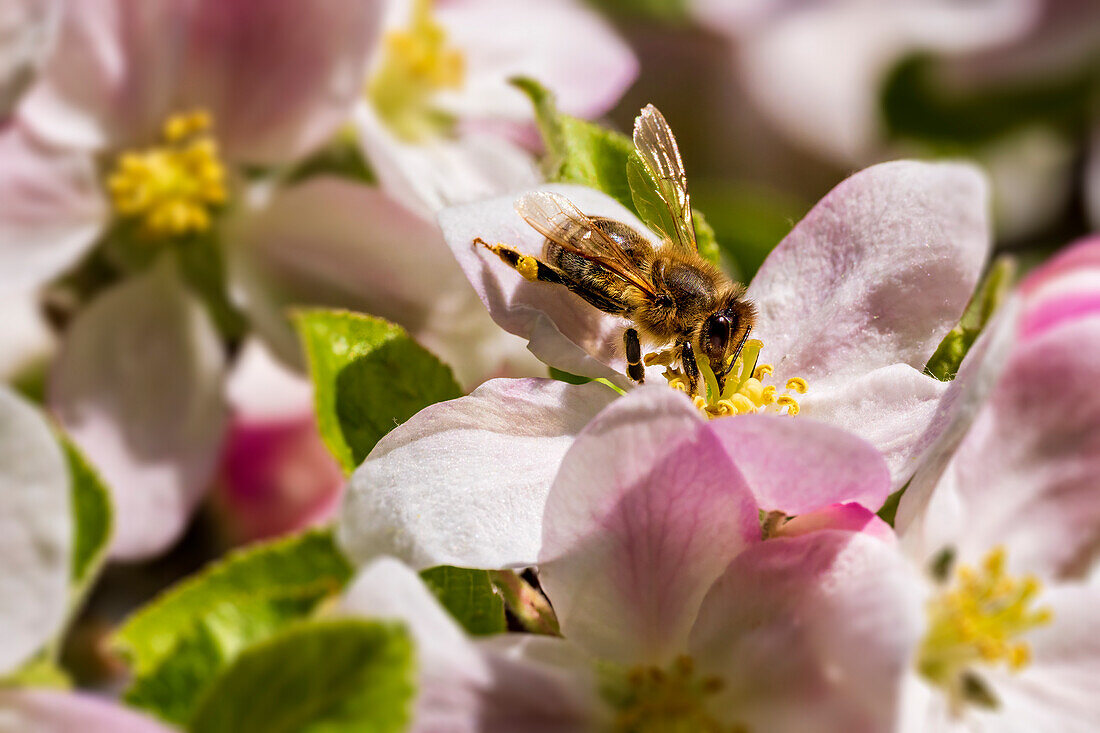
[337,378,617,570]
[0,124,106,294]
[49,257,228,561]
[435,0,636,121]
[0,386,70,674]
[355,102,538,218]
[0,0,61,116]
[0,288,54,380]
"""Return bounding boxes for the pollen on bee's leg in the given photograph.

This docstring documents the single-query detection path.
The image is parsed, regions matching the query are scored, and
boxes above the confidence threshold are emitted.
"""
[516,255,540,282]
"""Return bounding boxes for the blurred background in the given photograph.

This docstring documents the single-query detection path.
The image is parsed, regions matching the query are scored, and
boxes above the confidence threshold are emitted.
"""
[3,0,1098,693]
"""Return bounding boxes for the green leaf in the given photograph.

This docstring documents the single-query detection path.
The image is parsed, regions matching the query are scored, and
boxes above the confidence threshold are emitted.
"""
[285,130,376,186]
[188,620,414,733]
[881,53,1099,148]
[548,367,592,385]
[115,530,353,723]
[926,256,1017,381]
[420,567,505,636]
[294,310,463,473]
[62,437,112,602]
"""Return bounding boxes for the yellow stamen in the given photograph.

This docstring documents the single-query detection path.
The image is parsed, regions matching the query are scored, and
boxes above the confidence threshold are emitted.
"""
[600,655,735,733]
[659,339,809,420]
[367,0,465,141]
[106,110,227,239]
[918,547,1053,711]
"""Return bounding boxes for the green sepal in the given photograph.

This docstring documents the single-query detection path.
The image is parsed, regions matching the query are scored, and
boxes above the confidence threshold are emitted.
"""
[420,566,506,636]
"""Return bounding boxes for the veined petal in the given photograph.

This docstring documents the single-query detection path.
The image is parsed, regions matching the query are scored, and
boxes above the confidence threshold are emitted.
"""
[179,0,380,165]
[901,316,1100,578]
[708,413,893,515]
[439,184,655,383]
[775,503,897,545]
[0,386,70,675]
[18,0,187,149]
[689,531,922,733]
[747,160,990,387]
[0,690,173,733]
[1018,237,1100,340]
[48,257,229,561]
[539,386,759,666]
[435,0,636,121]
[337,378,617,570]
[356,101,539,218]
[0,123,107,293]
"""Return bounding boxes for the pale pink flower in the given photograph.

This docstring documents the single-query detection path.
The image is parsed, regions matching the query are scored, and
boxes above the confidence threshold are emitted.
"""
[891,238,1100,730]
[0,690,172,733]
[340,388,918,732]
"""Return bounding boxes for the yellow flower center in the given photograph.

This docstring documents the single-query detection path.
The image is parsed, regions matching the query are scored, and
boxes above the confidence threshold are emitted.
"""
[600,656,744,733]
[918,547,1053,711]
[367,0,465,142]
[106,110,227,239]
[651,339,808,419]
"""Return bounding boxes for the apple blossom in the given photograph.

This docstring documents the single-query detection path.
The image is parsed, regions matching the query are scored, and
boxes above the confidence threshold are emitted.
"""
[438,160,990,485]
[340,387,919,732]
[891,238,1100,730]
[0,0,380,559]
[356,0,637,217]
[0,690,172,733]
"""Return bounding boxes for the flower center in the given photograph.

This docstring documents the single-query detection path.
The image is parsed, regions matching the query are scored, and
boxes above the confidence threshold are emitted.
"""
[917,547,1053,711]
[367,0,465,142]
[106,110,227,239]
[651,339,808,419]
[600,656,741,733]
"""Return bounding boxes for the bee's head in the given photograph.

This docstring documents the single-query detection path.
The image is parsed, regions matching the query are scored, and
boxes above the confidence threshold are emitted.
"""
[700,299,756,386]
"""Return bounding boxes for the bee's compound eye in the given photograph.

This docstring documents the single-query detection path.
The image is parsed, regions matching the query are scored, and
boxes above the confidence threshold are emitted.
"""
[703,313,732,364]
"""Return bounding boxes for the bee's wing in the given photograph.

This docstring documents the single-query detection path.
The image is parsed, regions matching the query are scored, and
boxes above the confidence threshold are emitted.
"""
[633,104,697,253]
[515,191,660,298]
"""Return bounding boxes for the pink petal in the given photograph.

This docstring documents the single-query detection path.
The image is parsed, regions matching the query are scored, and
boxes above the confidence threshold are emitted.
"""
[900,316,1100,578]
[539,386,759,666]
[337,378,617,570]
[747,160,990,389]
[689,530,922,733]
[215,341,343,544]
[436,0,637,121]
[18,0,187,149]
[775,502,897,544]
[0,690,173,733]
[226,177,541,389]
[0,386,70,674]
[1019,237,1100,339]
[439,184,656,383]
[49,258,229,561]
[708,413,893,515]
[0,123,106,293]
[179,0,380,165]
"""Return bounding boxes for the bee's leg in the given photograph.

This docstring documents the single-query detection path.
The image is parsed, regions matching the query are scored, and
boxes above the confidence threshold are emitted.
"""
[679,340,701,397]
[475,238,567,285]
[624,328,644,385]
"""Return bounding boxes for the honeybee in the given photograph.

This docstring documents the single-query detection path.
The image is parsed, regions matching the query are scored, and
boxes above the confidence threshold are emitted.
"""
[477,104,755,397]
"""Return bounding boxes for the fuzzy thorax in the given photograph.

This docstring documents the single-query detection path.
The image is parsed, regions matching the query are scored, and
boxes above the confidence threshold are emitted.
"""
[652,339,808,419]
[106,110,227,239]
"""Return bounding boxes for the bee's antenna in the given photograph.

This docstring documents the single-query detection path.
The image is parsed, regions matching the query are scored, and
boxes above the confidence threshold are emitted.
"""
[719,324,753,378]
